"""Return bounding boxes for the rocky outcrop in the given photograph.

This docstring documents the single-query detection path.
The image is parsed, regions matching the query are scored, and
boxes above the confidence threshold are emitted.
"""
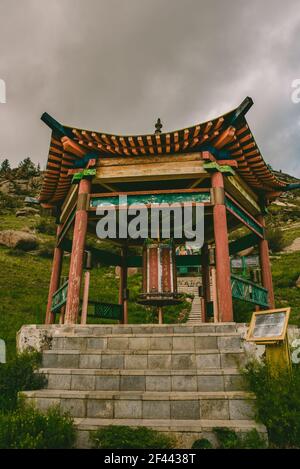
[16,207,40,217]
[0,229,38,250]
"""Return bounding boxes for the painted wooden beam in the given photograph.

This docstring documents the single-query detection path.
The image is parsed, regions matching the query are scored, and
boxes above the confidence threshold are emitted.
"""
[225,194,264,238]
[229,233,259,256]
[41,112,73,139]
[60,238,122,266]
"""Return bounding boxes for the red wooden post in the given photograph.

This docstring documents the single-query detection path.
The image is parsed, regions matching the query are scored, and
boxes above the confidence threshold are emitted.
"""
[257,214,275,308]
[45,225,63,324]
[119,247,128,324]
[65,178,91,324]
[81,271,90,325]
[158,306,163,324]
[201,243,210,322]
[212,172,233,322]
[122,248,128,324]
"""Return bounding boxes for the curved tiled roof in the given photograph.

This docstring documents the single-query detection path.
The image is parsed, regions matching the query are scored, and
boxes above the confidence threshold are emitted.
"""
[39,97,287,205]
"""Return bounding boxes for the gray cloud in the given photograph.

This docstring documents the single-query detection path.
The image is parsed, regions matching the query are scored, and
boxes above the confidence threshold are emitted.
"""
[0,0,299,176]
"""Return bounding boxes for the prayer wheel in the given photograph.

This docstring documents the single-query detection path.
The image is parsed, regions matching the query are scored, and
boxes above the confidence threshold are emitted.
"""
[138,241,183,306]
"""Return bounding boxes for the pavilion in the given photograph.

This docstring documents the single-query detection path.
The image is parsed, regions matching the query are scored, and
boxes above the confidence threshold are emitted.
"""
[39,97,292,325]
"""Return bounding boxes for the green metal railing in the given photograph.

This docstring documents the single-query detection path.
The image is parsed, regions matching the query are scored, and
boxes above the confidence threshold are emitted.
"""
[51,280,69,313]
[89,300,123,321]
[231,274,269,307]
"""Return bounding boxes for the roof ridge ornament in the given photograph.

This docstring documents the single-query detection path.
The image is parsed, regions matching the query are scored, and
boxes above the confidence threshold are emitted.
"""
[155,117,163,134]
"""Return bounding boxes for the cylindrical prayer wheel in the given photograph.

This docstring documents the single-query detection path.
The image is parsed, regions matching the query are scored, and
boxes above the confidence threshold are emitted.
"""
[138,241,183,306]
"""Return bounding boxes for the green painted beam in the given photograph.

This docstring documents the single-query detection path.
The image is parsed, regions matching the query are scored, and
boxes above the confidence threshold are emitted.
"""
[203,161,235,176]
[90,192,211,208]
[229,233,259,256]
[225,197,264,238]
[126,254,201,268]
[60,239,122,266]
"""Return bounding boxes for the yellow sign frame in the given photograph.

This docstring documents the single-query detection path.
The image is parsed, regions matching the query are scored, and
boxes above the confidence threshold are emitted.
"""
[246,307,290,344]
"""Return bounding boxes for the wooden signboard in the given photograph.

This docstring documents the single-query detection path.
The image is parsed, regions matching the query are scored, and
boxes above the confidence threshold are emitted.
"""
[246,308,290,343]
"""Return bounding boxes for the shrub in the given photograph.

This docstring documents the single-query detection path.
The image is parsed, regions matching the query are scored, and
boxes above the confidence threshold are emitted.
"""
[0,193,22,211]
[35,217,56,235]
[266,227,288,253]
[191,438,213,449]
[0,352,46,413]
[90,425,176,449]
[37,241,55,259]
[0,404,75,449]
[213,428,240,449]
[213,427,266,449]
[243,360,300,448]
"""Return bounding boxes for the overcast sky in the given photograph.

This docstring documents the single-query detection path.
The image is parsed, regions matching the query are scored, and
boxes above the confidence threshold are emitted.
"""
[0,0,300,176]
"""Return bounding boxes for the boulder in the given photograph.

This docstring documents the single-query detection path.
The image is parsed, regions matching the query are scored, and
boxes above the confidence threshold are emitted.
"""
[0,230,38,251]
[16,206,40,217]
[296,275,300,288]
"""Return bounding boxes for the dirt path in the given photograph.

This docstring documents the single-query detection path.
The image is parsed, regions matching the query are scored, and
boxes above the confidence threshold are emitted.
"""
[284,237,300,252]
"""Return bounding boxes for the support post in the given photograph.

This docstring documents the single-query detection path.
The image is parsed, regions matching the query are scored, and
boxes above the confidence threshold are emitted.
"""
[81,271,90,325]
[212,172,233,322]
[257,214,275,308]
[201,243,210,322]
[158,306,163,324]
[65,178,91,324]
[45,225,63,324]
[119,247,128,324]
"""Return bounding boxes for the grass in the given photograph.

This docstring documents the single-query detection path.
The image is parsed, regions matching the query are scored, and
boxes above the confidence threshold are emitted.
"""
[0,212,39,231]
[272,251,300,325]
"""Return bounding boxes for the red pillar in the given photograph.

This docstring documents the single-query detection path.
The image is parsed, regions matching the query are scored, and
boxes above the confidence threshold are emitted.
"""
[201,243,210,322]
[45,225,63,324]
[65,178,91,324]
[257,214,275,308]
[119,248,128,324]
[212,172,233,322]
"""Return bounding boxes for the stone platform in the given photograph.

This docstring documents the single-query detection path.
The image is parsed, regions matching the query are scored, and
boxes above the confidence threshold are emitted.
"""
[18,323,267,448]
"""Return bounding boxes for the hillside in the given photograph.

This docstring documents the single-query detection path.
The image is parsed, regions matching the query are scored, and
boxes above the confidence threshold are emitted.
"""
[0,163,300,359]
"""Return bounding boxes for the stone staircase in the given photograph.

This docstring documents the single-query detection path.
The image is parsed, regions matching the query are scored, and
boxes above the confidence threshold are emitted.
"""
[177,277,202,324]
[20,324,267,448]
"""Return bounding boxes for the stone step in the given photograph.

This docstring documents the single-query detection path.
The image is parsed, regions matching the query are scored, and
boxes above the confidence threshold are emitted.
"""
[30,323,238,337]
[21,389,256,421]
[41,367,245,392]
[42,349,246,370]
[74,417,267,448]
[52,333,242,352]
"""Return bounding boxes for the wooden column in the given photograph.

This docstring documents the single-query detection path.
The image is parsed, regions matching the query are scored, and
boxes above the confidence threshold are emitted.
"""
[212,172,233,322]
[81,271,90,325]
[45,225,63,324]
[201,243,210,322]
[257,214,275,308]
[119,247,128,324]
[65,178,91,324]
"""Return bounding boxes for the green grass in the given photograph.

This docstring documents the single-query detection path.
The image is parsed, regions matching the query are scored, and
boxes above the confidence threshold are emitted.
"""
[272,251,300,325]
[0,212,39,231]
